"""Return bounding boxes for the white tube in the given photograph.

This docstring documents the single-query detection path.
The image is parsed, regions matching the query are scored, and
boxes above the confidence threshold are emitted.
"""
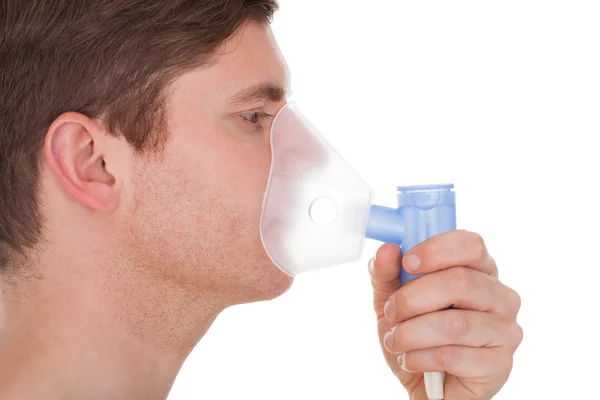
[424,371,445,400]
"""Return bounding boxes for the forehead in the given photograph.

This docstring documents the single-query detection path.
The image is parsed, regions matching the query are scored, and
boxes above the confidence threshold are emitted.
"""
[173,21,290,104]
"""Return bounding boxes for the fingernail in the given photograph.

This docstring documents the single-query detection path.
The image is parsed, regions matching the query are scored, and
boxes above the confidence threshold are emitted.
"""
[383,328,394,352]
[403,254,420,273]
[368,256,376,275]
[384,297,396,322]
[398,353,413,373]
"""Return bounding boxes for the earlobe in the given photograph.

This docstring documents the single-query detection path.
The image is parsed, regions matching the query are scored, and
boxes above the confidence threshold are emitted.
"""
[44,112,120,212]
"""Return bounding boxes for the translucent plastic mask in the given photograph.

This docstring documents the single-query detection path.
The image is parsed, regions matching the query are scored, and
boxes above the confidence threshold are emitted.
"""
[260,102,373,277]
[260,102,456,281]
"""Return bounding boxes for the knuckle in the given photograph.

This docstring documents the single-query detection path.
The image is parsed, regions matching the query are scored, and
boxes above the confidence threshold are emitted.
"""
[487,255,499,277]
[436,346,458,369]
[512,323,524,346]
[498,353,515,381]
[467,231,488,260]
[443,310,471,338]
[451,267,479,295]
[507,287,522,314]
[370,278,388,294]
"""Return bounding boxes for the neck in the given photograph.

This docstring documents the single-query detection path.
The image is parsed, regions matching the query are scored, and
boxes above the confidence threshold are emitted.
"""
[0,251,228,400]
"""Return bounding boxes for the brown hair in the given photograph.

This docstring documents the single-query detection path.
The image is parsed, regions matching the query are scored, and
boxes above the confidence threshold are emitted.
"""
[0,0,279,274]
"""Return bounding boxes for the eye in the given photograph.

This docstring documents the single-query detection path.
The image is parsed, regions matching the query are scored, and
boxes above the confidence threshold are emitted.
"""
[241,110,274,125]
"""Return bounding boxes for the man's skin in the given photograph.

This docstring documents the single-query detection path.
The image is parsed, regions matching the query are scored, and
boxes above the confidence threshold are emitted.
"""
[0,20,522,400]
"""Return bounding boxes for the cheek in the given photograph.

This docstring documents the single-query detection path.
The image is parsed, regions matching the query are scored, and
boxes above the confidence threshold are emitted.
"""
[125,130,272,267]
[202,133,272,210]
[124,160,209,265]
[209,142,272,243]
[230,147,272,205]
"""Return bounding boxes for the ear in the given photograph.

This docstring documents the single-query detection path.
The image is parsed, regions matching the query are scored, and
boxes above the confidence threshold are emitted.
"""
[44,112,121,212]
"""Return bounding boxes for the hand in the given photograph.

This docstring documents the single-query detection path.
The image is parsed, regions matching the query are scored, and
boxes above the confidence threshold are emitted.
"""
[369,230,522,400]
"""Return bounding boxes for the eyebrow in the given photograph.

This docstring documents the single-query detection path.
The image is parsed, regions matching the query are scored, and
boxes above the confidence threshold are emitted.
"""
[229,82,287,105]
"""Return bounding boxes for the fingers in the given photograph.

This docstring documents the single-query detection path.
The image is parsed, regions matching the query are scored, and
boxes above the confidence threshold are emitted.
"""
[370,243,402,320]
[384,267,522,323]
[402,230,498,277]
[398,345,512,380]
[383,309,523,355]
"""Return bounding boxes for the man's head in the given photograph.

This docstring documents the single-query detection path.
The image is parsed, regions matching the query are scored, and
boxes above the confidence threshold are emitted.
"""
[0,0,293,304]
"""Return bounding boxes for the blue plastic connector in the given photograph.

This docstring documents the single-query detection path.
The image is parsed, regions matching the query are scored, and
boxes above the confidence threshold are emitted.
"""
[365,184,456,285]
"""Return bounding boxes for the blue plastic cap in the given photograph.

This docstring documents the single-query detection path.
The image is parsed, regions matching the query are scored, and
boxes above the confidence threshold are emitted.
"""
[397,183,454,192]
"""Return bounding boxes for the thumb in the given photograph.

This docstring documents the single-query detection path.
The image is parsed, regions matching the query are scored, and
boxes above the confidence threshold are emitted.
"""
[370,243,403,320]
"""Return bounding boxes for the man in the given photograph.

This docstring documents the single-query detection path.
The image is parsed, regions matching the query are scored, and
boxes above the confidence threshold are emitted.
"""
[0,1,522,399]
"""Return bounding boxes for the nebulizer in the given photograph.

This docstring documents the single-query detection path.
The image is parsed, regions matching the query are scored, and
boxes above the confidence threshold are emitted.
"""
[260,102,456,400]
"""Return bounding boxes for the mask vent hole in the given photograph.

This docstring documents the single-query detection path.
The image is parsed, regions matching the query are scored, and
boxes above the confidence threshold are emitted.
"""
[309,197,339,227]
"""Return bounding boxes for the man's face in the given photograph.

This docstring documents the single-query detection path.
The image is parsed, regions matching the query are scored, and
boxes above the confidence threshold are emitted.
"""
[121,21,293,302]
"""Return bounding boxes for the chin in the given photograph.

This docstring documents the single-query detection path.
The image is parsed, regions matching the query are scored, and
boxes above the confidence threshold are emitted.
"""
[260,263,295,301]
[235,256,295,304]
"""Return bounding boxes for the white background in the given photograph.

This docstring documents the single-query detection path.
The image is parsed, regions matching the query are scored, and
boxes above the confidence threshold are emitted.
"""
[169,1,600,399]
